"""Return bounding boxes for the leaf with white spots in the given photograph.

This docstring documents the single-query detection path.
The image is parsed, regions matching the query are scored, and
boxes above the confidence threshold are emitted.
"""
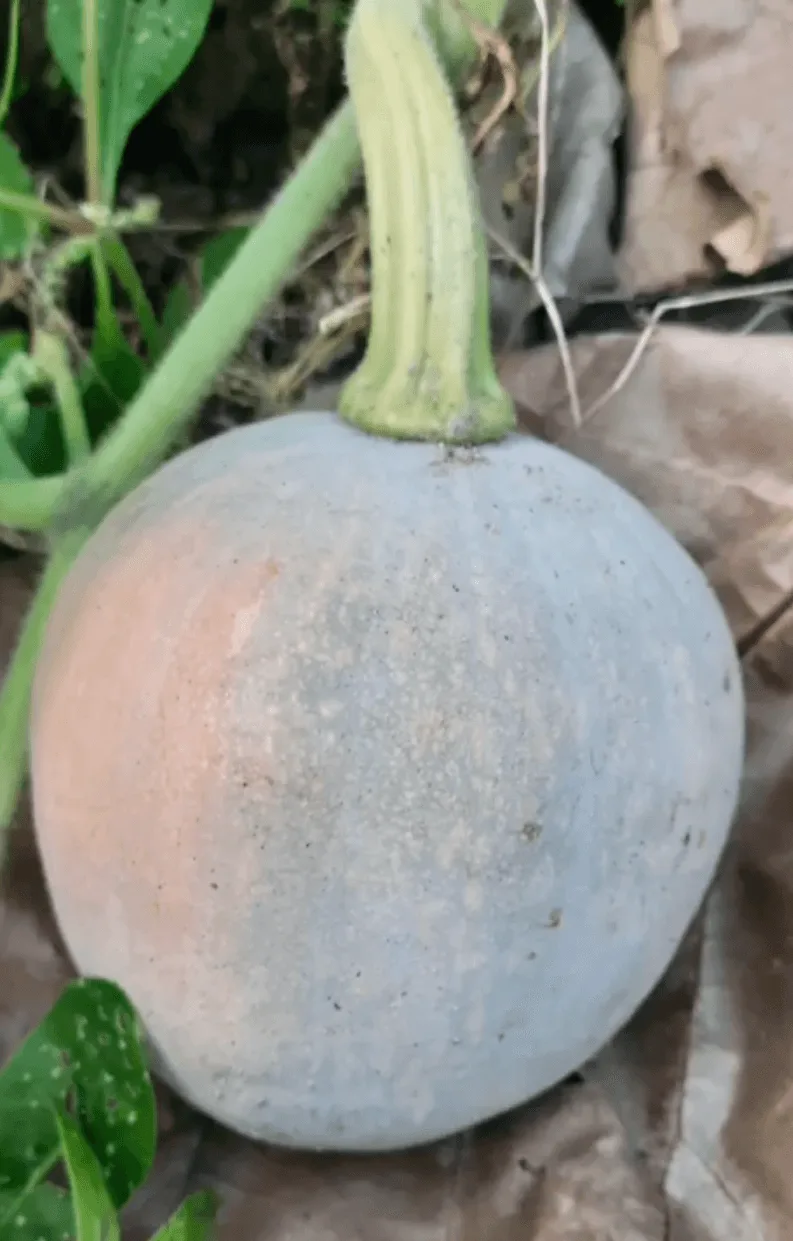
[0,1184,74,1240]
[45,0,214,202]
[42,978,157,1208]
[148,1190,218,1240]
[0,1017,74,1204]
[0,978,156,1216]
[56,1108,120,1241]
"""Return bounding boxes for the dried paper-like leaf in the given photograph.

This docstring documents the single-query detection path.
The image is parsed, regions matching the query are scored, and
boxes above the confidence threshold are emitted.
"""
[620,0,793,291]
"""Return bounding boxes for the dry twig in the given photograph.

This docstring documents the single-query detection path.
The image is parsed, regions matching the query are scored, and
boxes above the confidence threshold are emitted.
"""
[488,223,581,428]
[486,0,582,428]
[450,0,519,152]
[582,278,793,422]
[318,293,371,336]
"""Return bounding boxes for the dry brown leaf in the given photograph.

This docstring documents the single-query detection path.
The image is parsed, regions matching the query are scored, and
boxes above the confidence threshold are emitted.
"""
[619,0,793,291]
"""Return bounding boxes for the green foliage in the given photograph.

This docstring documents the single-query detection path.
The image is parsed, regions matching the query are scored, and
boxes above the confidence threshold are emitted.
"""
[0,334,68,476]
[0,1183,74,1239]
[46,0,215,205]
[0,331,26,370]
[0,978,217,1240]
[0,132,40,259]
[0,978,155,1215]
[56,1109,120,1241]
[0,0,22,124]
[0,0,221,481]
[150,1192,219,1240]
[0,336,47,477]
[84,245,149,438]
[0,0,362,503]
[161,227,251,346]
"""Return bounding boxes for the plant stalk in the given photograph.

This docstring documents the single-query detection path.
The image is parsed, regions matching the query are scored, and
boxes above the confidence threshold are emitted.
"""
[338,0,514,443]
[0,188,89,233]
[0,531,88,846]
[0,475,65,530]
[103,234,163,360]
[0,0,22,126]
[81,0,103,205]
[33,331,92,465]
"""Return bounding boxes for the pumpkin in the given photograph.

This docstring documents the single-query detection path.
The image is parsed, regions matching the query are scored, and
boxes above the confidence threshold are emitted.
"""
[30,409,743,1151]
[27,0,745,1154]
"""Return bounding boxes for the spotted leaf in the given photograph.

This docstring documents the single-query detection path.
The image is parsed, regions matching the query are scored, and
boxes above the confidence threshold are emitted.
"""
[46,0,214,202]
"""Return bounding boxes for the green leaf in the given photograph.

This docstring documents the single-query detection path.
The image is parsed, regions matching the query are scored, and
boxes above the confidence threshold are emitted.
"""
[0,335,36,477]
[0,0,23,128]
[78,242,148,445]
[0,337,35,445]
[149,1191,219,1241]
[0,333,69,478]
[0,331,26,370]
[0,979,157,1214]
[161,226,250,347]
[200,228,250,288]
[0,424,31,480]
[0,1183,74,1240]
[91,307,146,406]
[159,278,193,350]
[46,0,215,203]
[11,402,68,477]
[0,1025,72,1207]
[80,323,146,447]
[46,979,157,1208]
[56,1109,120,1241]
[0,131,38,259]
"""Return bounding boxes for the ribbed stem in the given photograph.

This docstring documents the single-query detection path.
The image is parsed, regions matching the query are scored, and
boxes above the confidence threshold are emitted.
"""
[339,0,515,444]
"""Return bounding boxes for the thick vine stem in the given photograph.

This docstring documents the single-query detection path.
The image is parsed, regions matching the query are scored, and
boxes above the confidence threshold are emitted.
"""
[0,531,88,844]
[0,475,65,532]
[339,0,515,445]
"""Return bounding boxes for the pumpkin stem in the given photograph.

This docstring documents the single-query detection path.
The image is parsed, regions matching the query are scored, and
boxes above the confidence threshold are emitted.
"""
[338,0,516,445]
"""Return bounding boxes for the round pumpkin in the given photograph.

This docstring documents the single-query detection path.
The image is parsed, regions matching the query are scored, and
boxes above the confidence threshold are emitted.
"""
[30,411,744,1152]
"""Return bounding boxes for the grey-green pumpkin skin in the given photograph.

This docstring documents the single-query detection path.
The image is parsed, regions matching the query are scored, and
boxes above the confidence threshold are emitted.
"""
[30,412,744,1152]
